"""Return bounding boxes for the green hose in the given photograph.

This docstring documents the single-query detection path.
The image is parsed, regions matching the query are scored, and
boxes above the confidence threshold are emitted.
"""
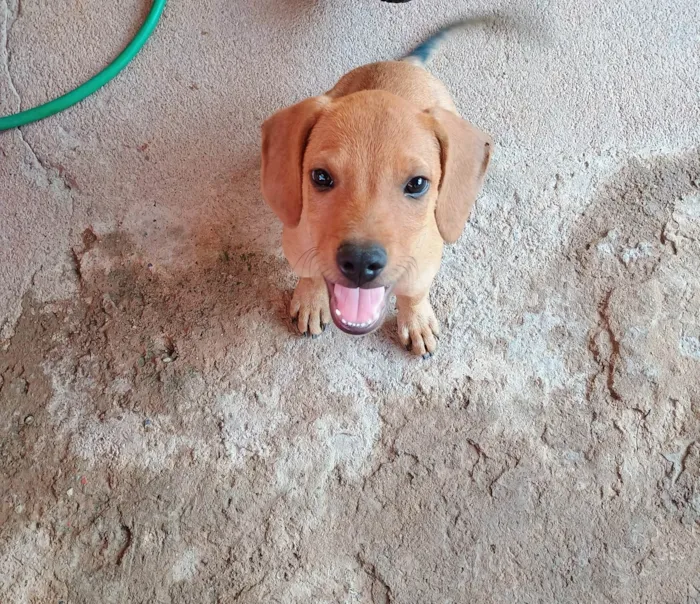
[0,0,166,131]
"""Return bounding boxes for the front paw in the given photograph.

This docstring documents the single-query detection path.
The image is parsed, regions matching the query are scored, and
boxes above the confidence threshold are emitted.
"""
[397,299,440,358]
[290,277,331,338]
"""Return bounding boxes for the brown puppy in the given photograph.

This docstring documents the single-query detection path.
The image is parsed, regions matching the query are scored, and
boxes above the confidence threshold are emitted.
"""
[261,24,492,357]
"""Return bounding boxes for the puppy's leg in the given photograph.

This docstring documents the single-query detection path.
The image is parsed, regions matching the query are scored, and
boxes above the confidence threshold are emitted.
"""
[290,277,331,338]
[396,291,440,358]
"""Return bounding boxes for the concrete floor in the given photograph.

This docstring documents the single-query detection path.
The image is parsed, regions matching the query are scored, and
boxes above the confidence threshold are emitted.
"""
[1,0,699,602]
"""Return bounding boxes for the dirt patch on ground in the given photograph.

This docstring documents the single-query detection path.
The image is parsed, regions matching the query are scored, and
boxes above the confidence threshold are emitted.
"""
[2,149,700,602]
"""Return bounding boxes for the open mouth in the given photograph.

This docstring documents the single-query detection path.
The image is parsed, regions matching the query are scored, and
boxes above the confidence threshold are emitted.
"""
[326,281,390,336]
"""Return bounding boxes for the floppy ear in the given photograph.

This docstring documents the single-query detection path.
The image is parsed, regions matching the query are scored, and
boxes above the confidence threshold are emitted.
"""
[261,96,329,227]
[428,108,492,243]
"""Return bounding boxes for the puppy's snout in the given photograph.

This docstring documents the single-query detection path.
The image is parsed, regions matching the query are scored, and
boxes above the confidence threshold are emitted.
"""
[336,242,387,287]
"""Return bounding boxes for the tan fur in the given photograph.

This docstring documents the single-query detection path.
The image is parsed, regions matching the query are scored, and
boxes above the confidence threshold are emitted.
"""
[261,60,492,355]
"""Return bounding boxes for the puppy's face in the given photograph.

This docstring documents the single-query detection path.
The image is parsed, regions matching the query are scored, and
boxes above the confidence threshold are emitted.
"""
[302,94,442,334]
[261,89,491,336]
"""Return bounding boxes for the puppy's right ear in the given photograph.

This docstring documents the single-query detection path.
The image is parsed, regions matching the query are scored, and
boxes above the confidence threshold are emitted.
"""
[261,96,330,227]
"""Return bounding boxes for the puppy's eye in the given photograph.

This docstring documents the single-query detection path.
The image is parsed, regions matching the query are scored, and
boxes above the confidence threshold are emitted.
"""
[404,176,430,198]
[311,169,334,190]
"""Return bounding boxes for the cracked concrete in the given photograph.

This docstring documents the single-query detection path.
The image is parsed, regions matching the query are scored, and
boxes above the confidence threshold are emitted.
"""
[2,0,21,110]
[1,0,700,602]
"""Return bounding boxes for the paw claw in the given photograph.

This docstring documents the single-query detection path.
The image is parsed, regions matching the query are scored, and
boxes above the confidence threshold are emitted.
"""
[290,278,330,340]
[397,298,440,357]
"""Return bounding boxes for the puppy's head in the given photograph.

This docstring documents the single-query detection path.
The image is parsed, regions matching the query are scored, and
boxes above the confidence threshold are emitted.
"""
[261,90,491,335]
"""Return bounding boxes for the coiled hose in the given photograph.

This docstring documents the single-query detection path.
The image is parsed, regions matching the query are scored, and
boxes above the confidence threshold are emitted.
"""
[0,0,166,131]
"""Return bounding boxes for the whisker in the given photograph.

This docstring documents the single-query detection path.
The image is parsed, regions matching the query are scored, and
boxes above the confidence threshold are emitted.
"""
[303,249,320,277]
[291,246,318,275]
[387,255,419,287]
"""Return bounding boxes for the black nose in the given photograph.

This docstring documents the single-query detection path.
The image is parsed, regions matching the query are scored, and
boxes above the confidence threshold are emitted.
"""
[336,242,387,287]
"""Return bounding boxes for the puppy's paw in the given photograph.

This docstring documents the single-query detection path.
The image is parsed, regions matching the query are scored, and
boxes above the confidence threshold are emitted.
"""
[290,277,331,338]
[397,298,440,358]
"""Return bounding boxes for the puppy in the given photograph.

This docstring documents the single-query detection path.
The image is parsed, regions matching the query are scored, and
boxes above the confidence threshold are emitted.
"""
[261,22,492,357]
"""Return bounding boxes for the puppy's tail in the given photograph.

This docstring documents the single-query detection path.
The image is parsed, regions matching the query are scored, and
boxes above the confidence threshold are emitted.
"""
[401,17,497,66]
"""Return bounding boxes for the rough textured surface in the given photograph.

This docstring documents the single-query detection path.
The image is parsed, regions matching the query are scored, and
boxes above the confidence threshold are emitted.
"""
[1,0,700,602]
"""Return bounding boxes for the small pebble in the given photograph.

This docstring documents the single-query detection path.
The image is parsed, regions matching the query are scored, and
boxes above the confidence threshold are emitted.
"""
[66,488,74,497]
[143,419,153,430]
[24,415,34,425]
[162,356,172,363]
[14,503,24,514]
[15,378,28,394]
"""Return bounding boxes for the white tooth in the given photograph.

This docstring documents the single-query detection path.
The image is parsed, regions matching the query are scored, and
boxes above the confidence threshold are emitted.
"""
[341,319,348,325]
[335,309,341,316]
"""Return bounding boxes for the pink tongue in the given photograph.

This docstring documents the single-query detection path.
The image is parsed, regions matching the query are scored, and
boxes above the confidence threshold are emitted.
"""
[334,284,385,324]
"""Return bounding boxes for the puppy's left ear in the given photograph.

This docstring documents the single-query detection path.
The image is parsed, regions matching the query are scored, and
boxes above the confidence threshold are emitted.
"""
[261,96,330,227]
[428,108,492,243]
